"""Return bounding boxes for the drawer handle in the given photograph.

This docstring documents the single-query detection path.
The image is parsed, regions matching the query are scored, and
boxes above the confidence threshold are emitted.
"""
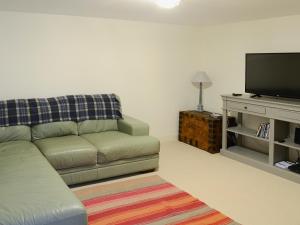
[244,106,248,110]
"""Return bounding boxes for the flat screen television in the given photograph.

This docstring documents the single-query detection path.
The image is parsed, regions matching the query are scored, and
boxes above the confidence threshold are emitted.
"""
[245,53,300,99]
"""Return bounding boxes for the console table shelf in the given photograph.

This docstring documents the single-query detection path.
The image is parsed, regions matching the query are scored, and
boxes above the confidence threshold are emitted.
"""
[221,94,300,184]
[226,146,269,164]
[274,139,300,152]
[227,126,269,142]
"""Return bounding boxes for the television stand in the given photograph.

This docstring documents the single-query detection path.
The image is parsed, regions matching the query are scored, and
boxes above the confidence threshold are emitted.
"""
[221,94,300,184]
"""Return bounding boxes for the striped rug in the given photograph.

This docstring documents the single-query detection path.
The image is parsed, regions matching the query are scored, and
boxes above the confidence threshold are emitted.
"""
[73,175,240,225]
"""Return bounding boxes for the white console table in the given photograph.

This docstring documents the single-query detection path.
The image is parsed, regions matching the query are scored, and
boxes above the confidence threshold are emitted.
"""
[221,94,300,183]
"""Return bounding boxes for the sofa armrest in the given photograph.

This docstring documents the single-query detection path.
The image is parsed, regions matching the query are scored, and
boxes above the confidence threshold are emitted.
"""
[118,115,149,136]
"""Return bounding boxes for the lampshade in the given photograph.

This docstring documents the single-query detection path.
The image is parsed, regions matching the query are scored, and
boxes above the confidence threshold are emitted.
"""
[191,71,211,84]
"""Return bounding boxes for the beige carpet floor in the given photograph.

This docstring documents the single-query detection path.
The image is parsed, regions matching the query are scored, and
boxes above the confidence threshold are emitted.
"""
[157,141,300,225]
[75,141,300,225]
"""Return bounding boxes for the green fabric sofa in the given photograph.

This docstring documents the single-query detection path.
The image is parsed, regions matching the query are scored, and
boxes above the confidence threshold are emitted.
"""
[0,116,160,225]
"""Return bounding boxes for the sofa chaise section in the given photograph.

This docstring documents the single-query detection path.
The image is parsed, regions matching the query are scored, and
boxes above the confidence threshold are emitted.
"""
[0,126,87,225]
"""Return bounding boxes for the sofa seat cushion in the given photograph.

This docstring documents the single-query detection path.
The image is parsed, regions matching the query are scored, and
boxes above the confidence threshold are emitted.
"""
[81,131,160,163]
[0,141,87,225]
[34,135,97,170]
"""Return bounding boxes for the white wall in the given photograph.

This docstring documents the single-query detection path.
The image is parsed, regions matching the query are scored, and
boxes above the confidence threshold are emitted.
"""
[2,12,300,139]
[198,15,300,113]
[0,11,200,139]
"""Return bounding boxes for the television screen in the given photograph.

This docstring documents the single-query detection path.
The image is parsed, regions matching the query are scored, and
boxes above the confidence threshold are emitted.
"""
[245,53,300,99]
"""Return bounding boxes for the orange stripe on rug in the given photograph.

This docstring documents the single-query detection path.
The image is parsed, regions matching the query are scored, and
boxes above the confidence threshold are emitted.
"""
[86,186,181,214]
[174,210,232,225]
[114,200,205,225]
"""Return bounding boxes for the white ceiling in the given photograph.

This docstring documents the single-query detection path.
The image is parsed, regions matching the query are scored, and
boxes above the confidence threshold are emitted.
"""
[0,0,300,26]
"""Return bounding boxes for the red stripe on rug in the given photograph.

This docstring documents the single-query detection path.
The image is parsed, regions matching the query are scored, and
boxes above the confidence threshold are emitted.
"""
[210,217,233,225]
[88,191,194,222]
[83,182,174,207]
[115,200,205,225]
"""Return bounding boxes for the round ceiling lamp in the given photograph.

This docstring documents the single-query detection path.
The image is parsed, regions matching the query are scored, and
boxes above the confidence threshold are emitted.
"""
[155,0,181,9]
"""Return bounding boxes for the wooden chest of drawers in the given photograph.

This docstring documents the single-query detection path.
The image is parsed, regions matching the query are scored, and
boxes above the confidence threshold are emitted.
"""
[178,111,222,153]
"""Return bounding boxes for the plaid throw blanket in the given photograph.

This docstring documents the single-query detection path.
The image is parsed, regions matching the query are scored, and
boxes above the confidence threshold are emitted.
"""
[0,94,122,127]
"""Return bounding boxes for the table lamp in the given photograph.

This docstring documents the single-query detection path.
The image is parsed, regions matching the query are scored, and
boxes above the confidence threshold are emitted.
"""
[192,71,211,112]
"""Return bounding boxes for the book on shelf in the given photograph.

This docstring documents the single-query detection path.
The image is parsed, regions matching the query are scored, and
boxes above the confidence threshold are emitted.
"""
[256,122,270,139]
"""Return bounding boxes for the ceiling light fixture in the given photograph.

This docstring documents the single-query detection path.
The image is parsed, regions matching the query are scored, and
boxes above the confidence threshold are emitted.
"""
[155,0,181,9]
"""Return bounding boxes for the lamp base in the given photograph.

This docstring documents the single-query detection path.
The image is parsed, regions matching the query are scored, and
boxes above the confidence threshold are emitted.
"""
[196,104,204,112]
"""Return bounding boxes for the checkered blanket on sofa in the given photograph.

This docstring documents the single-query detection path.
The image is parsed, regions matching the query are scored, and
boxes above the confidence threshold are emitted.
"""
[0,94,122,127]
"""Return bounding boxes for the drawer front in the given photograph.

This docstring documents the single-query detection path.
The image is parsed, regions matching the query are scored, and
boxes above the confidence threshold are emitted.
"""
[267,108,300,122]
[227,101,266,114]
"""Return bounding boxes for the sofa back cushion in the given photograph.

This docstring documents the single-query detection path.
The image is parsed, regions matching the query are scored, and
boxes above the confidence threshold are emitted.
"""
[32,121,78,141]
[78,120,118,135]
[0,125,31,143]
